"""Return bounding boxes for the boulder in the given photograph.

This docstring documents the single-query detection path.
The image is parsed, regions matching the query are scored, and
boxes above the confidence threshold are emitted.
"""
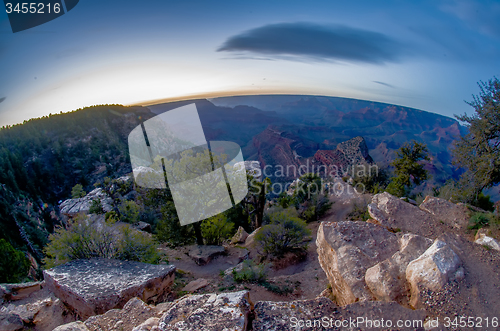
[157,291,252,331]
[133,221,152,233]
[475,228,492,240]
[368,192,435,235]
[419,196,470,229]
[182,279,209,293]
[0,312,24,331]
[188,245,226,265]
[43,259,176,319]
[365,234,432,302]
[244,227,261,248]
[132,317,160,331]
[252,297,338,331]
[475,233,500,251]
[231,226,249,244]
[406,240,462,308]
[0,282,42,301]
[84,297,158,331]
[316,221,399,305]
[59,188,112,216]
[53,321,90,331]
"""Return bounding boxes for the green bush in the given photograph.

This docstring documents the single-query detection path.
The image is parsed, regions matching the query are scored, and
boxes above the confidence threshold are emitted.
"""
[255,209,311,258]
[71,183,86,199]
[0,239,30,283]
[155,201,194,246]
[468,213,490,230]
[232,260,268,283]
[89,198,104,214]
[201,213,235,245]
[347,203,370,222]
[43,214,160,268]
[118,200,140,223]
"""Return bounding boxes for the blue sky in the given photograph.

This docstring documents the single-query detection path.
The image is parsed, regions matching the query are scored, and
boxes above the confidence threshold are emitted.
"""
[0,0,499,126]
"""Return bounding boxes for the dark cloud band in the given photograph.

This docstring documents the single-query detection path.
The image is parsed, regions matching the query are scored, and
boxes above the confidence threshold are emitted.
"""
[218,22,403,64]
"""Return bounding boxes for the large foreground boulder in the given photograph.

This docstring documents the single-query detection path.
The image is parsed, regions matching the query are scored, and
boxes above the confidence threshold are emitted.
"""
[43,259,175,319]
[368,192,435,235]
[316,221,399,305]
[419,196,470,229]
[406,240,462,308]
[157,290,252,331]
[365,234,432,303]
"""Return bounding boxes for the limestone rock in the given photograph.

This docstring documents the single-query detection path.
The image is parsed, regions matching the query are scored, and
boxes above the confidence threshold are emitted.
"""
[419,196,470,229]
[84,297,157,331]
[59,188,112,216]
[406,240,461,308]
[132,317,160,331]
[0,312,24,331]
[53,321,90,331]
[231,226,249,244]
[43,259,176,319]
[0,282,42,301]
[182,278,209,293]
[475,234,500,251]
[133,221,152,233]
[188,245,226,265]
[252,297,337,331]
[475,228,492,240]
[368,192,435,234]
[364,234,433,303]
[157,291,251,331]
[244,227,261,248]
[316,221,399,305]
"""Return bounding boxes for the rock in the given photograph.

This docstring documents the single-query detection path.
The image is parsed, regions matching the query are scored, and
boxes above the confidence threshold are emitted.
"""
[400,197,417,205]
[231,226,249,244]
[182,279,209,292]
[316,221,399,305]
[406,240,461,308]
[84,297,157,331]
[419,196,470,229]
[234,161,262,181]
[0,282,43,301]
[475,228,492,240]
[252,297,338,331]
[368,192,435,234]
[244,227,261,248]
[364,234,433,303]
[53,321,90,331]
[0,312,24,331]
[43,259,176,319]
[223,263,244,278]
[475,234,500,251]
[59,188,112,217]
[188,245,226,265]
[132,317,160,331]
[134,221,152,233]
[157,291,251,331]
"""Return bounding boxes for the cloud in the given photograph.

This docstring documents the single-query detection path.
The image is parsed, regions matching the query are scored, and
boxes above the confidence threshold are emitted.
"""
[441,0,500,38]
[0,97,5,104]
[217,22,404,64]
[373,81,395,88]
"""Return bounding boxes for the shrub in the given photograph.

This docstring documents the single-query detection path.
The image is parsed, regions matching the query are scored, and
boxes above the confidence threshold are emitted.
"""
[347,203,370,222]
[155,201,194,246]
[43,214,160,268]
[71,183,86,199]
[118,200,140,223]
[89,198,104,214]
[255,209,311,259]
[468,213,490,230]
[0,239,30,283]
[232,260,268,283]
[201,213,235,245]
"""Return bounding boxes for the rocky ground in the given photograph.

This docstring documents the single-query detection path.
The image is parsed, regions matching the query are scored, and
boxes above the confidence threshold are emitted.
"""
[2,190,500,330]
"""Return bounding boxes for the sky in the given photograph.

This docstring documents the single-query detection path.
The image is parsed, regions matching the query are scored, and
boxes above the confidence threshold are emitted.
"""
[0,0,499,126]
